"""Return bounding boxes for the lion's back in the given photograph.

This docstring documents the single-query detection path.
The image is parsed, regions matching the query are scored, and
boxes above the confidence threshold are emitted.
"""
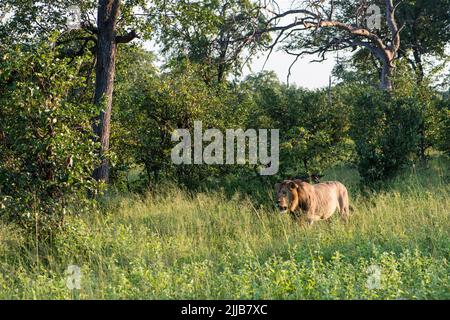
[312,181,348,211]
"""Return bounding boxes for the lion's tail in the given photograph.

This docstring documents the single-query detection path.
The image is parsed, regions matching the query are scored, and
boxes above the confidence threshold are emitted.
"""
[349,204,355,212]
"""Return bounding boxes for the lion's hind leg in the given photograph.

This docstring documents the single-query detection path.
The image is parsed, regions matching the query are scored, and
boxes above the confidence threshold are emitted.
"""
[338,188,350,222]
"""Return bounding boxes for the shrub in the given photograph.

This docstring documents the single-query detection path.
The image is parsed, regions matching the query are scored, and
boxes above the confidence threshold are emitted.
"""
[350,87,421,184]
[0,40,98,231]
[433,97,450,156]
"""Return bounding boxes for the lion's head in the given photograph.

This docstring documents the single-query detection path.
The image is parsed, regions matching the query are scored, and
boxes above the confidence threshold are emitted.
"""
[274,180,300,214]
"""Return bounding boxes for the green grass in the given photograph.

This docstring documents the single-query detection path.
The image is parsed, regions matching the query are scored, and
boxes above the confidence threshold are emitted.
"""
[0,157,449,299]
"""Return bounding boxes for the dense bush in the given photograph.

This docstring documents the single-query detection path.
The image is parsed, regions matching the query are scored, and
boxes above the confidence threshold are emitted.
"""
[350,87,422,184]
[0,40,98,231]
[432,96,450,156]
[112,68,356,192]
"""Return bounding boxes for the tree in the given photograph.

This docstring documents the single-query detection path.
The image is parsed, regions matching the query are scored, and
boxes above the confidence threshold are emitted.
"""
[92,0,139,182]
[1,0,153,182]
[249,0,403,91]
[349,85,422,183]
[331,0,450,161]
[153,0,270,84]
[395,0,450,160]
[396,0,450,83]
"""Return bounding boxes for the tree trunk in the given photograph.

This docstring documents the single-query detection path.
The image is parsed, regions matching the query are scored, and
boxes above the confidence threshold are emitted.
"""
[413,48,424,84]
[92,0,120,182]
[380,60,393,91]
[217,60,226,84]
[216,32,228,84]
[378,0,398,92]
[418,121,426,162]
[414,48,426,161]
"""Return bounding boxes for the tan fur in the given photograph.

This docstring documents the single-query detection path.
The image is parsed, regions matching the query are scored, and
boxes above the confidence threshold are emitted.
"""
[275,180,350,225]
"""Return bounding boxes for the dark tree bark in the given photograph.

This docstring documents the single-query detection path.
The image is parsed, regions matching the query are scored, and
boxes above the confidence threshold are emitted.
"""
[92,0,120,182]
[380,54,394,91]
[412,47,424,83]
[217,47,227,84]
[216,3,229,84]
[92,0,137,182]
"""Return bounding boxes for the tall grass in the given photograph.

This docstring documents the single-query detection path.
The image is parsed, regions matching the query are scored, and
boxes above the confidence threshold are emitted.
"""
[0,157,449,299]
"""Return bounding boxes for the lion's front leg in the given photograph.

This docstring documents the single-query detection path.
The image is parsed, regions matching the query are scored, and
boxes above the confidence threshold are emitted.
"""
[306,208,319,227]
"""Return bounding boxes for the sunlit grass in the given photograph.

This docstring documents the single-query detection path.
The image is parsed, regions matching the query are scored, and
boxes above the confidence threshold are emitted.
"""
[0,157,449,299]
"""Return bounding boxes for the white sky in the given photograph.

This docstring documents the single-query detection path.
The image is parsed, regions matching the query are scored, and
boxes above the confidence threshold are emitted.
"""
[242,50,337,89]
[246,0,336,89]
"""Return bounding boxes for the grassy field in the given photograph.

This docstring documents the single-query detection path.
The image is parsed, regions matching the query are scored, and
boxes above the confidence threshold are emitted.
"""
[0,157,449,299]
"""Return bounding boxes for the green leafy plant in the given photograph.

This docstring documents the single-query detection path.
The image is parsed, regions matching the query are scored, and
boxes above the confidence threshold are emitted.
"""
[350,86,422,184]
[0,39,99,232]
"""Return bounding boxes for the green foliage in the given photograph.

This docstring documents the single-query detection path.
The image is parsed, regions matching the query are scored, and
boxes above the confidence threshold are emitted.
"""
[153,0,269,83]
[109,45,158,188]
[113,60,253,190]
[0,39,98,230]
[112,67,355,191]
[433,98,450,156]
[0,0,153,45]
[397,0,450,59]
[350,86,422,184]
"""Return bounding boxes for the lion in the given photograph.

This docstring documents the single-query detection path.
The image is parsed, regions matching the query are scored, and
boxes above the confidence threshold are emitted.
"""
[275,179,350,225]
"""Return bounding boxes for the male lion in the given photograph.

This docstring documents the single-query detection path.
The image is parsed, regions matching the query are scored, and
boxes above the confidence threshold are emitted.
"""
[275,180,350,225]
